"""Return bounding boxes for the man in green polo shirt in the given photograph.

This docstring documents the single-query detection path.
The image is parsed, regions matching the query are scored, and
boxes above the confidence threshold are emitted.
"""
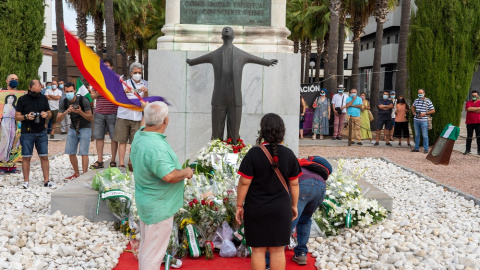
[131,101,193,270]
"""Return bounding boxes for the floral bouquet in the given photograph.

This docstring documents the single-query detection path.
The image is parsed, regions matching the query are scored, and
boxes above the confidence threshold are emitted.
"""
[96,168,134,221]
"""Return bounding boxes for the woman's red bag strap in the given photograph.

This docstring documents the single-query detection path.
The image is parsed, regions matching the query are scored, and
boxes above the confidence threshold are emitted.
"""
[258,144,290,195]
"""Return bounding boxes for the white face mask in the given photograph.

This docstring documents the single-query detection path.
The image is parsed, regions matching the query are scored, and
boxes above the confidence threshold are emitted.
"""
[132,73,142,81]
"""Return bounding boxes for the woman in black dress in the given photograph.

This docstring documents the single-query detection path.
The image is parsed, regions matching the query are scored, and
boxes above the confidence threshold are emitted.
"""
[236,113,301,270]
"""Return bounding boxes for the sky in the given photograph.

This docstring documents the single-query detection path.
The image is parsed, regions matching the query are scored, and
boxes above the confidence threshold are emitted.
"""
[51,0,95,32]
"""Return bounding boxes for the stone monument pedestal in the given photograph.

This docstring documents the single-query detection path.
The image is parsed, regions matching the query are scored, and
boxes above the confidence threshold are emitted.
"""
[148,50,300,161]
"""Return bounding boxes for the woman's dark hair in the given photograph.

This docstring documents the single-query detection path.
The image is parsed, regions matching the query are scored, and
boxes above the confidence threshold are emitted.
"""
[397,95,410,110]
[256,113,285,169]
[4,94,17,106]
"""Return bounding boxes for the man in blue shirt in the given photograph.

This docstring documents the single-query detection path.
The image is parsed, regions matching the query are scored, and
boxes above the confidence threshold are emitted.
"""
[346,89,364,145]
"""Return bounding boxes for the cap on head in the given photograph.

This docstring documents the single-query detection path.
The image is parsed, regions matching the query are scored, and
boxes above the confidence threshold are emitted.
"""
[337,84,345,89]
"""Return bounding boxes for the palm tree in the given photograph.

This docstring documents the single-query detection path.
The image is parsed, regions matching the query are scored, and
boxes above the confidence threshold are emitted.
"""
[55,0,67,82]
[92,1,105,57]
[324,0,342,92]
[337,12,346,86]
[66,0,95,42]
[344,0,376,90]
[105,0,116,68]
[370,0,394,122]
[394,0,411,97]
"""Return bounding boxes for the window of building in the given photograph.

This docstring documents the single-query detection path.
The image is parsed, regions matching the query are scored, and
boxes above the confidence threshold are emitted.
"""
[366,43,369,50]
[43,72,47,83]
[395,35,399,43]
[373,42,375,48]
[361,45,363,51]
[387,37,390,44]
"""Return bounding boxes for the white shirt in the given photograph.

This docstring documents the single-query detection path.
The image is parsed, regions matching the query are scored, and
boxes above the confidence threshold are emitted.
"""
[117,79,148,121]
[391,99,397,118]
[45,88,63,110]
[331,93,348,113]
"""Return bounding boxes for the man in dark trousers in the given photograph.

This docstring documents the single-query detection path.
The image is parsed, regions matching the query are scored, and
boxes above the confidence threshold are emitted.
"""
[186,27,277,141]
[14,80,53,189]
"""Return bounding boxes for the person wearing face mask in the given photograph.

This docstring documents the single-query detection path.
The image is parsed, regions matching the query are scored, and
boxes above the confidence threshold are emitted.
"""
[411,89,435,153]
[359,92,374,143]
[114,62,149,172]
[346,89,364,145]
[312,89,330,140]
[56,82,94,180]
[14,80,53,189]
[45,81,63,139]
[389,91,397,142]
[375,90,394,146]
[2,74,19,90]
[393,96,411,147]
[331,85,348,140]
[464,90,480,155]
[55,80,70,135]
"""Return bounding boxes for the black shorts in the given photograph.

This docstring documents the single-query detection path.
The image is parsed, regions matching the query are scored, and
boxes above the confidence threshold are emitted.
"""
[377,117,393,130]
[393,121,410,138]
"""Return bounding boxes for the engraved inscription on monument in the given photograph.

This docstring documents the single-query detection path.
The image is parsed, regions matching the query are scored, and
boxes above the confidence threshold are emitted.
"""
[180,0,271,26]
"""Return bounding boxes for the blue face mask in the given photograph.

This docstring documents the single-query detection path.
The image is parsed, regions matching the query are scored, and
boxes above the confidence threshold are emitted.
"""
[418,94,424,98]
[390,95,395,99]
[351,93,357,97]
[320,92,325,96]
[46,85,52,89]
[52,85,57,90]
[8,80,18,88]
[59,84,64,89]
[66,92,75,101]
[383,95,389,99]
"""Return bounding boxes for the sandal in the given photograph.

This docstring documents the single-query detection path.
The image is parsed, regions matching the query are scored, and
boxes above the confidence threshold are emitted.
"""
[110,161,117,168]
[128,163,134,172]
[89,161,104,170]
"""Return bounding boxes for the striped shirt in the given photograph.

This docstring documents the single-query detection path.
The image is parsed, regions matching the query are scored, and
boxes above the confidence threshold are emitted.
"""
[412,98,434,122]
[95,95,118,115]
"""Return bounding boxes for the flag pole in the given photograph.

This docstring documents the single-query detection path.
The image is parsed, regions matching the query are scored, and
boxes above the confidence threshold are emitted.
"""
[118,77,146,103]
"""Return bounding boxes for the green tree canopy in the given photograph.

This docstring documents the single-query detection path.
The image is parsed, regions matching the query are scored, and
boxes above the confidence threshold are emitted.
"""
[0,0,45,90]
[408,0,480,142]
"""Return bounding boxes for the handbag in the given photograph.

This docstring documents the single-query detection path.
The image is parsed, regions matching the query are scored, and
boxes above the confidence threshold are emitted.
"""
[428,115,433,130]
[335,94,344,115]
[300,115,305,122]
[258,144,289,195]
[368,110,374,122]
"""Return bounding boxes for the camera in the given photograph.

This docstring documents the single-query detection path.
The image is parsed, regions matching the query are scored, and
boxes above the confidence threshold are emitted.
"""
[73,104,79,109]
[32,112,41,124]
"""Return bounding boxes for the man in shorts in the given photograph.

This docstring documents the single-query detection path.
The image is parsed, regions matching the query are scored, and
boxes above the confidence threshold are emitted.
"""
[375,90,394,146]
[89,57,119,169]
[45,81,63,139]
[114,62,148,172]
[56,82,94,180]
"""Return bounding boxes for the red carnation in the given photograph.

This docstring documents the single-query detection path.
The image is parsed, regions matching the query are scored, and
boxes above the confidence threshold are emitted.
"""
[214,207,218,211]
[210,201,214,206]
[223,197,229,203]
[193,198,199,204]
[227,138,232,143]
[273,156,279,162]
[188,201,194,207]
[201,199,206,205]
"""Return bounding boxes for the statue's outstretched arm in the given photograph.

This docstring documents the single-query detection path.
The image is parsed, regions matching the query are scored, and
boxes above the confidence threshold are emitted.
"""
[244,52,278,66]
[186,52,213,66]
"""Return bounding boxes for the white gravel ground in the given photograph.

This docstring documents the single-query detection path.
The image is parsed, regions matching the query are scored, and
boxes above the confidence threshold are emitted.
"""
[309,158,480,270]
[0,155,128,270]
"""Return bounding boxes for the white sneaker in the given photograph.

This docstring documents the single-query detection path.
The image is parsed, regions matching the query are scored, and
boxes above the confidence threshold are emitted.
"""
[44,181,56,188]
[370,140,375,144]
[21,182,29,189]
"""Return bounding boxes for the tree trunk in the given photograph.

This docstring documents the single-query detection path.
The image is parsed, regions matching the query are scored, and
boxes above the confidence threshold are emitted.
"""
[395,0,412,97]
[304,40,311,83]
[337,18,346,86]
[120,31,128,77]
[315,39,324,83]
[293,40,299,54]
[55,0,67,82]
[138,45,143,65]
[322,35,329,87]
[300,40,306,84]
[75,6,87,42]
[105,0,116,69]
[93,12,104,58]
[351,16,363,91]
[371,20,385,130]
[325,0,341,93]
[143,49,149,80]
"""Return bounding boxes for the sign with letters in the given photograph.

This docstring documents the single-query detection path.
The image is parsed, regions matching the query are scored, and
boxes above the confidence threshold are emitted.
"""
[180,0,271,26]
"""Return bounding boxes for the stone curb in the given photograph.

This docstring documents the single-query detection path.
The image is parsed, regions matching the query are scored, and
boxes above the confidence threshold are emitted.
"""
[325,156,480,206]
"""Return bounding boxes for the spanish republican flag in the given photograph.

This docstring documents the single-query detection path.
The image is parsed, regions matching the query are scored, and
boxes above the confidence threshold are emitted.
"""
[62,25,167,111]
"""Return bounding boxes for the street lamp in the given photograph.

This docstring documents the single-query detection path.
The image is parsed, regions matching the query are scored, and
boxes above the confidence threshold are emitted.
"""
[309,61,315,84]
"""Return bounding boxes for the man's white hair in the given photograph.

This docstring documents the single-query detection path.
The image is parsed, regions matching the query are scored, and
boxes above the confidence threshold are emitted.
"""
[130,62,144,73]
[144,101,168,127]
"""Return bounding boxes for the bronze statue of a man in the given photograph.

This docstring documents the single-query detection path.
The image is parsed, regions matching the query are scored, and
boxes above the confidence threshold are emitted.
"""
[187,27,277,142]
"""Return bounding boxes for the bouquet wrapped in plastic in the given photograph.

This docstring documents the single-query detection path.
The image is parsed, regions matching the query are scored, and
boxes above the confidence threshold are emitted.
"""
[95,167,134,221]
[212,221,236,258]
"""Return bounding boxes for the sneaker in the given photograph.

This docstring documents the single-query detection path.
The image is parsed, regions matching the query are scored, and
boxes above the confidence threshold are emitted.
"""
[44,181,56,188]
[464,150,471,155]
[370,140,376,144]
[386,143,393,146]
[65,174,79,181]
[424,150,429,154]
[337,137,342,140]
[50,134,54,139]
[357,142,363,145]
[292,253,308,265]
[331,136,337,140]
[61,132,66,134]
[21,182,29,189]
[411,149,419,152]
[374,142,379,146]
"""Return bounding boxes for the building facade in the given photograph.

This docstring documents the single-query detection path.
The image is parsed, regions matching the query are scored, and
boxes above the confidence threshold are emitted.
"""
[39,0,53,85]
